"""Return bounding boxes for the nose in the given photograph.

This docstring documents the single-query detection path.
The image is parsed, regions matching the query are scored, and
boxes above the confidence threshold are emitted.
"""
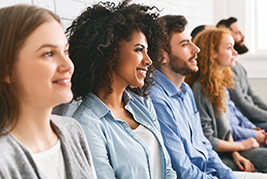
[233,48,238,56]
[143,52,152,67]
[192,42,200,54]
[241,32,245,40]
[58,53,74,75]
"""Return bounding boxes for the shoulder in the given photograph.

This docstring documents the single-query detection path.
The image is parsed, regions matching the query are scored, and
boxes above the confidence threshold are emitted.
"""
[51,114,82,130]
[0,134,33,178]
[231,61,246,74]
[127,90,153,109]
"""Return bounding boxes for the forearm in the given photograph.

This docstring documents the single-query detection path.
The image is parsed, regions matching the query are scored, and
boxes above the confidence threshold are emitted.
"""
[215,139,243,152]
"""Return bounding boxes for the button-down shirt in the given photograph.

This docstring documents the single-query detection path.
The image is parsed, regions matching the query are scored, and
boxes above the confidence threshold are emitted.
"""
[227,89,256,141]
[72,90,176,179]
[149,70,238,179]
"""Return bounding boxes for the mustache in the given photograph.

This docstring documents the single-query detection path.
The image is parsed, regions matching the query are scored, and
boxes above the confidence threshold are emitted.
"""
[237,38,244,44]
[189,53,198,61]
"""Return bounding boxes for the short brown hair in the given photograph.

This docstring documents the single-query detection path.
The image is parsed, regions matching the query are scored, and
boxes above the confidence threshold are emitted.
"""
[0,4,60,135]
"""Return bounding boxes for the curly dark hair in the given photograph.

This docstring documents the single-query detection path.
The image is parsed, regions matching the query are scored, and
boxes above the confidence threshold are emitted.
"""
[66,0,166,100]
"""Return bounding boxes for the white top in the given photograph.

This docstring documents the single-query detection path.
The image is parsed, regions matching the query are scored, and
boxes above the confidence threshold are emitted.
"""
[31,140,66,179]
[134,124,162,179]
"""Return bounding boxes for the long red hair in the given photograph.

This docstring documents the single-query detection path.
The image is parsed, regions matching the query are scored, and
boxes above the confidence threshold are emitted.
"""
[185,28,234,116]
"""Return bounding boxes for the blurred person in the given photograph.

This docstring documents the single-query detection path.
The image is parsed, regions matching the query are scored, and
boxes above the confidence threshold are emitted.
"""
[191,24,212,40]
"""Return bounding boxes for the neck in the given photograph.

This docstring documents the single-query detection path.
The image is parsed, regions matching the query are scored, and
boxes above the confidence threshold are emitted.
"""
[97,87,125,109]
[11,104,58,153]
[160,67,185,89]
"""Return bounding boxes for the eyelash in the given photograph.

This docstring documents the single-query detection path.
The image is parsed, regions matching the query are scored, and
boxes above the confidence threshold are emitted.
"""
[43,51,53,57]
[135,48,144,52]
[182,42,188,47]
[42,49,69,57]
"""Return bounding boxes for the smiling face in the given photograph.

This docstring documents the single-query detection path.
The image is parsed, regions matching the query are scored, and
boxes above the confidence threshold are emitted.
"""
[215,33,238,71]
[13,19,74,108]
[167,29,200,76]
[113,31,152,88]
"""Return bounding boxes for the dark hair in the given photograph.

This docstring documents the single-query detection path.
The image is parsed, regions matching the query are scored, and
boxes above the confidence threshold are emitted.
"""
[191,25,206,40]
[66,0,166,100]
[216,17,237,29]
[0,5,60,136]
[153,15,187,69]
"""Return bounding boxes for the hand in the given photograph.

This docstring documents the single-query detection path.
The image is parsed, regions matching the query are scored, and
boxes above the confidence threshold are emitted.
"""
[255,130,267,145]
[232,152,254,172]
[240,138,259,150]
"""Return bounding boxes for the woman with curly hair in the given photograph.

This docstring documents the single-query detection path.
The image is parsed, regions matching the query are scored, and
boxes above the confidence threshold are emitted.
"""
[66,0,176,178]
[186,28,267,173]
[0,4,97,178]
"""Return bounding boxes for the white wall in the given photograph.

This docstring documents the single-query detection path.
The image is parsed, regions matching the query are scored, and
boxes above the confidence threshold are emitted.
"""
[0,0,214,32]
[214,0,267,103]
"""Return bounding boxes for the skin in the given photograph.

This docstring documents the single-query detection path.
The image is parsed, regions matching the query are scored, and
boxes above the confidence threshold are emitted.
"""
[8,19,74,153]
[215,34,237,71]
[230,22,245,45]
[161,29,200,88]
[97,31,152,129]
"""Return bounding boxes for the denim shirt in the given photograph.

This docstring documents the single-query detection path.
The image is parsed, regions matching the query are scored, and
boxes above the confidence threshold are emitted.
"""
[72,90,176,179]
[149,71,238,179]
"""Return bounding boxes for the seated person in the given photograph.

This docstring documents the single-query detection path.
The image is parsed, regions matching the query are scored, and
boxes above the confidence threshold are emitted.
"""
[186,27,267,173]
[217,17,267,131]
[149,15,238,179]
[66,1,176,179]
[0,5,96,178]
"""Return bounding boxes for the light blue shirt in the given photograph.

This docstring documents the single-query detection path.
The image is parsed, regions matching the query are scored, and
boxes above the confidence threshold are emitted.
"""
[149,71,238,179]
[227,89,256,141]
[72,90,176,179]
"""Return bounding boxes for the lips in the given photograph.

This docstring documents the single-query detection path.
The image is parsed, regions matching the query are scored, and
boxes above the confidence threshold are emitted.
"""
[53,79,71,83]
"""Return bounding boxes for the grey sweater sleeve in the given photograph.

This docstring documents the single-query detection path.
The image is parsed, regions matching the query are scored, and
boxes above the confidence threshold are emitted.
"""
[192,81,231,150]
[229,62,267,123]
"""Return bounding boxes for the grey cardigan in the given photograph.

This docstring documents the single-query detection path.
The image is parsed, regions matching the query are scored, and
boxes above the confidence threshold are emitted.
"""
[0,115,97,179]
[192,80,231,150]
[229,61,267,123]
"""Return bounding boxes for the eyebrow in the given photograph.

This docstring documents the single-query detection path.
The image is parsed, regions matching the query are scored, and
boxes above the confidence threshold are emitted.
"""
[36,42,69,52]
[179,39,190,44]
[134,43,146,48]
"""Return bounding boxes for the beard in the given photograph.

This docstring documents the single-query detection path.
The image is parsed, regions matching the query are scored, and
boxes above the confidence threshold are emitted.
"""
[234,40,249,54]
[169,53,198,76]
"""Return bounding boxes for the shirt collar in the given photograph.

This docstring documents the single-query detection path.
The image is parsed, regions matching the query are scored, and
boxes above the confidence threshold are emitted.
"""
[83,91,134,119]
[154,70,188,99]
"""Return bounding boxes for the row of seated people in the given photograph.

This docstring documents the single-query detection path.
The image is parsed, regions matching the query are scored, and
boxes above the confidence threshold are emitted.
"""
[1,1,267,179]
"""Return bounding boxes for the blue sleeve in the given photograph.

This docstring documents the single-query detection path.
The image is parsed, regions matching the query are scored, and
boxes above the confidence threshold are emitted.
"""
[79,122,116,179]
[231,123,256,141]
[152,99,218,179]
